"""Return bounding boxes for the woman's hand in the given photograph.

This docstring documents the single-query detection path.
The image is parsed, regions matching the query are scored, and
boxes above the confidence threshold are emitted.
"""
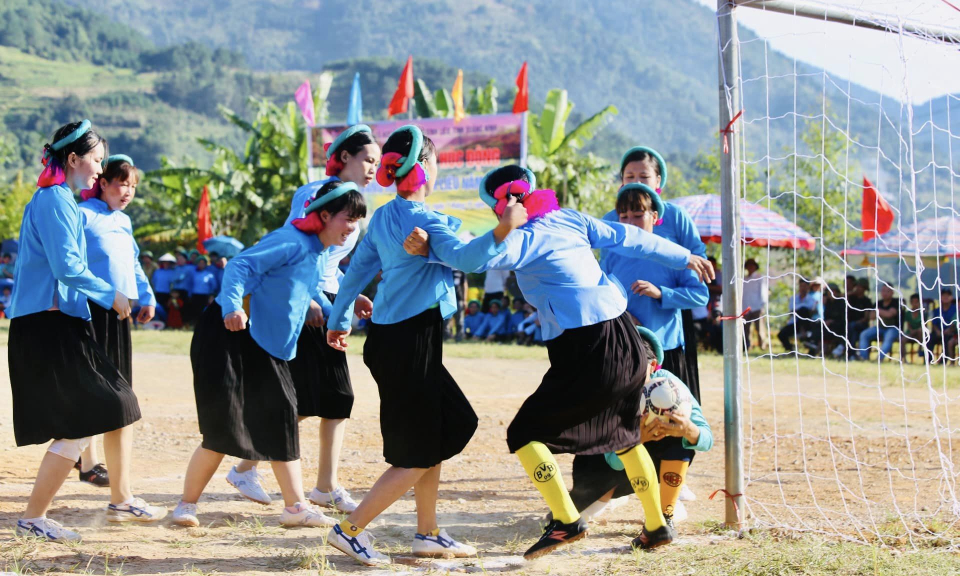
[136,305,155,324]
[305,300,325,328]
[327,329,351,351]
[403,227,430,257]
[354,294,373,319]
[687,255,715,283]
[224,310,248,332]
[632,280,662,299]
[112,291,131,320]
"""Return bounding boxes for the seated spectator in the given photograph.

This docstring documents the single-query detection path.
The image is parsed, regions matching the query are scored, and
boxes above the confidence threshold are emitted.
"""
[516,304,543,345]
[927,289,958,364]
[844,277,873,357]
[778,278,823,354]
[166,289,185,329]
[0,286,11,317]
[509,298,527,335]
[857,284,901,361]
[474,299,510,342]
[463,299,486,339]
[0,252,15,291]
[823,283,847,358]
[902,293,925,358]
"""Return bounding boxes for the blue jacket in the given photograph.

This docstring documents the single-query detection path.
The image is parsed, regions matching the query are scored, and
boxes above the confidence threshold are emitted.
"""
[602,246,708,350]
[216,224,331,360]
[285,179,360,295]
[475,310,510,338]
[8,184,114,319]
[172,264,194,294]
[603,202,707,258]
[509,310,526,333]
[79,198,156,307]
[152,267,175,293]
[189,267,220,296]
[464,312,486,336]
[476,209,691,341]
[329,195,506,332]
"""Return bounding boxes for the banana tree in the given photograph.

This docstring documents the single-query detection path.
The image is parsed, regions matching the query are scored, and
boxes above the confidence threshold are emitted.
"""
[525,89,618,210]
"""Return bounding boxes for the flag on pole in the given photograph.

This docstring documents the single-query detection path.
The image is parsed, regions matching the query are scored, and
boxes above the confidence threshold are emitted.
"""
[452,69,465,124]
[294,80,315,127]
[512,61,529,114]
[196,186,213,254]
[388,56,415,117]
[862,176,894,241]
[347,72,363,125]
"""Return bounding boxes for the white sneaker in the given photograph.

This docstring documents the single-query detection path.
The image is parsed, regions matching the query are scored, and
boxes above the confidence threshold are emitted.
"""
[678,484,697,502]
[172,501,200,527]
[327,524,390,566]
[579,499,609,523]
[412,529,477,558]
[16,517,81,542]
[106,497,167,523]
[308,486,359,513]
[673,500,689,523]
[280,502,338,528]
[226,465,272,505]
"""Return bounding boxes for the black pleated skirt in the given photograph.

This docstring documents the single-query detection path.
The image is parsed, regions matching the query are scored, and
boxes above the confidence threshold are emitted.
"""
[660,346,689,395]
[680,309,701,402]
[507,313,648,455]
[8,311,141,446]
[363,307,478,469]
[89,302,133,386]
[190,303,299,461]
[288,292,353,419]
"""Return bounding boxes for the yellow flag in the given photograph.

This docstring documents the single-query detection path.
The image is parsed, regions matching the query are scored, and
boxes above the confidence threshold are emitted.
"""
[452,69,465,124]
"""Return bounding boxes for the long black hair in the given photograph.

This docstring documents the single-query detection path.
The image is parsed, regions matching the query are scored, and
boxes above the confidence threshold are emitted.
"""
[315,179,367,220]
[46,121,106,167]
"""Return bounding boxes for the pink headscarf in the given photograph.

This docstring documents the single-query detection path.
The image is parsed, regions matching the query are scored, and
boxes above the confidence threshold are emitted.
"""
[492,180,560,220]
[376,152,428,195]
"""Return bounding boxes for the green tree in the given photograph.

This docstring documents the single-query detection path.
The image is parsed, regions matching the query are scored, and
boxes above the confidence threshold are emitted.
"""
[0,171,34,241]
[139,76,331,247]
[525,89,618,213]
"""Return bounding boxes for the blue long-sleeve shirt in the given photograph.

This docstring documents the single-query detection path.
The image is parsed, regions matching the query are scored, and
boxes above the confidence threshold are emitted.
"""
[285,178,359,294]
[172,264,193,295]
[464,312,486,336]
[189,267,220,296]
[474,209,692,341]
[329,195,507,332]
[475,310,510,338]
[152,267,175,293]
[603,202,707,258]
[8,184,115,319]
[602,248,708,350]
[79,198,156,308]
[509,310,526,333]
[215,224,331,360]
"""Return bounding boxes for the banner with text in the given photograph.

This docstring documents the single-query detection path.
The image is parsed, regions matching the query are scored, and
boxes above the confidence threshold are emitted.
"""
[310,113,526,236]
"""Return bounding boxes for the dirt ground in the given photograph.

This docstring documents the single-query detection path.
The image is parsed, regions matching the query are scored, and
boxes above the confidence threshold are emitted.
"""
[1,347,958,574]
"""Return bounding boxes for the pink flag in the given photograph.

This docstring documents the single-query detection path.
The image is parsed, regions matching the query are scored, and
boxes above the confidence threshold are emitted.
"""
[294,80,315,127]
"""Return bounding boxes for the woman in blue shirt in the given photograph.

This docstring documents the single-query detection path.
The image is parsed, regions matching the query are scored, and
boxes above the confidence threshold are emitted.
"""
[9,121,165,542]
[187,255,218,315]
[601,183,708,389]
[228,125,380,513]
[604,147,707,402]
[407,165,713,559]
[323,126,526,566]
[151,253,177,310]
[77,154,157,487]
[462,299,486,338]
[172,180,363,530]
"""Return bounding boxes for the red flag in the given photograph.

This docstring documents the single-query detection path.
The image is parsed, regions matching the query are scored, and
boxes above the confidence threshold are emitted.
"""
[862,176,894,241]
[513,61,529,114]
[388,56,414,117]
[197,186,213,254]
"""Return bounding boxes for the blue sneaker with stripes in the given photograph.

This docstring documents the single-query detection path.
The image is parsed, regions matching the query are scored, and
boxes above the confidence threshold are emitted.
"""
[106,497,167,523]
[16,517,81,542]
[413,529,477,558]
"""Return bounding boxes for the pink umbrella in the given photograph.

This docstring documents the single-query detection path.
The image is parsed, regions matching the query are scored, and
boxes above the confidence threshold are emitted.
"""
[670,194,816,250]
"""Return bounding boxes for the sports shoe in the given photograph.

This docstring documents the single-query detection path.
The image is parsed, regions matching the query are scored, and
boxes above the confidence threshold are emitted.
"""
[172,501,199,527]
[106,497,167,523]
[631,523,676,550]
[672,500,688,523]
[308,485,359,513]
[78,463,110,488]
[16,517,81,542]
[279,502,338,528]
[412,529,477,558]
[664,514,675,531]
[226,465,272,505]
[327,524,390,566]
[678,484,696,502]
[523,517,588,560]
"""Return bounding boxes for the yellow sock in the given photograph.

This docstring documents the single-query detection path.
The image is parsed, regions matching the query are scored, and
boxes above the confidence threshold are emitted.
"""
[516,442,579,524]
[659,460,689,517]
[338,519,363,537]
[617,445,665,531]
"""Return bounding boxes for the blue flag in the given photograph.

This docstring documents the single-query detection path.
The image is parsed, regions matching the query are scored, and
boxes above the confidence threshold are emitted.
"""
[347,72,363,126]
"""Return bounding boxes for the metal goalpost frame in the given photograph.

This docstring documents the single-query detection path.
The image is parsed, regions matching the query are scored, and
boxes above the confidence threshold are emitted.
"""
[716,0,960,530]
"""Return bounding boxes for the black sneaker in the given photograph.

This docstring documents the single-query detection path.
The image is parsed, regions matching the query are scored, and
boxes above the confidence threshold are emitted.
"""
[78,463,110,488]
[631,523,676,551]
[523,517,588,560]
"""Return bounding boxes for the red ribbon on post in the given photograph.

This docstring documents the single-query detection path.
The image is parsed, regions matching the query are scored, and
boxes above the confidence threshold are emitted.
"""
[709,488,744,529]
[720,109,744,154]
[942,0,960,13]
[718,306,751,322]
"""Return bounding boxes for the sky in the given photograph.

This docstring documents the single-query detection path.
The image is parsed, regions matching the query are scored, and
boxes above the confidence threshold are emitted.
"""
[694,0,960,103]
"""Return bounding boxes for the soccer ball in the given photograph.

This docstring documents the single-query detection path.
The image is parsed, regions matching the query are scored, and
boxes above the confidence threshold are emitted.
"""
[641,376,692,424]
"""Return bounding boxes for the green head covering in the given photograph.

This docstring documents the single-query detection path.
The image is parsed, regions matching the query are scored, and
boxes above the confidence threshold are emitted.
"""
[617,183,664,217]
[141,250,154,259]
[635,326,664,366]
[620,146,667,190]
[468,299,481,308]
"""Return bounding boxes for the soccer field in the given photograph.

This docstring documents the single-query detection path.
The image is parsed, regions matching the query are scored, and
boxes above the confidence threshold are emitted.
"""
[1,328,958,574]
